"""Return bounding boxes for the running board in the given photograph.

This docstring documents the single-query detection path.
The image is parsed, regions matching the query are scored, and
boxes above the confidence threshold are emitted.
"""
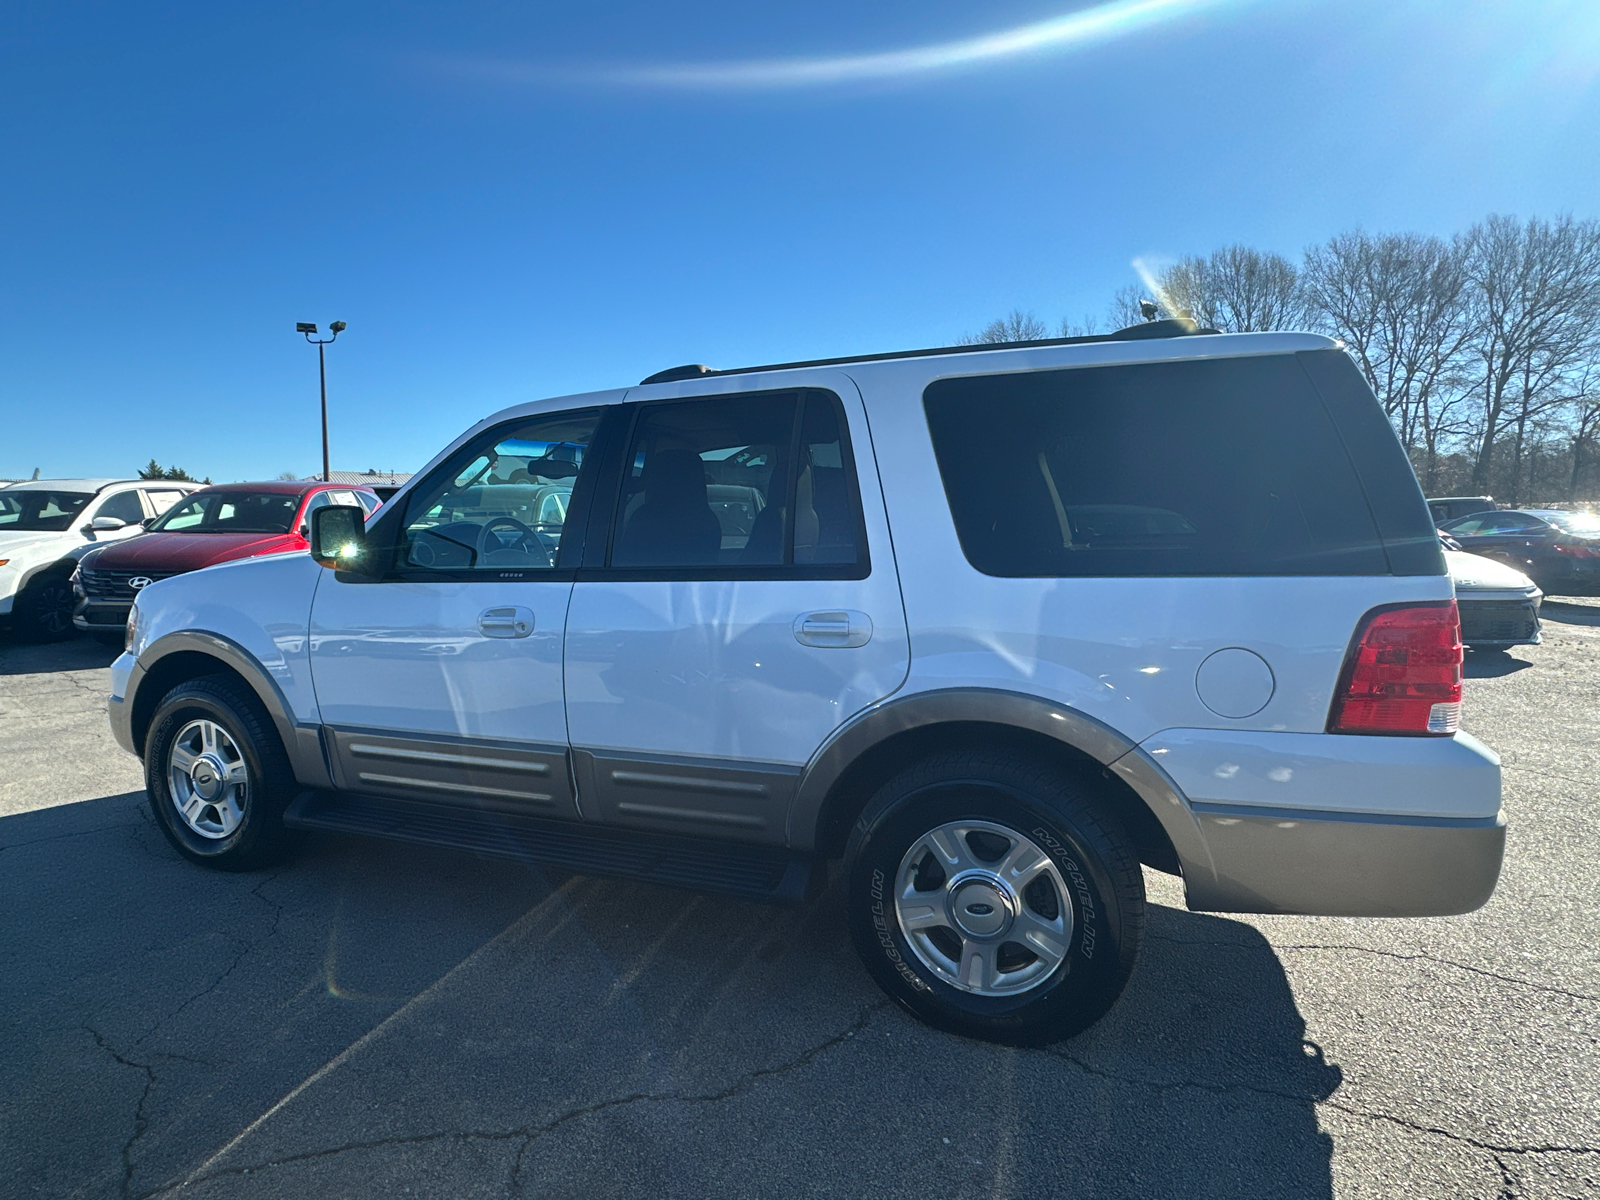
[282,791,821,903]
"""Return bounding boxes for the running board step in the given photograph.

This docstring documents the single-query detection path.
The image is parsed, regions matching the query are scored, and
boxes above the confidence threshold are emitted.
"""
[283,791,820,903]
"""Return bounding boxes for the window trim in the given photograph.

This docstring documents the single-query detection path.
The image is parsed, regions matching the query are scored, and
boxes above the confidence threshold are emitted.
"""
[579,387,872,583]
[357,406,611,585]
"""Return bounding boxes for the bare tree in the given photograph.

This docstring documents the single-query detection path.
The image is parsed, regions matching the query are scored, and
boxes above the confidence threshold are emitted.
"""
[1461,214,1600,502]
[1159,245,1310,332]
[957,309,1050,346]
[1302,230,1475,489]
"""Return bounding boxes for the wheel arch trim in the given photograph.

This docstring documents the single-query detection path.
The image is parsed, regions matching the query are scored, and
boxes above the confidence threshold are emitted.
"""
[128,631,331,787]
[788,687,1215,888]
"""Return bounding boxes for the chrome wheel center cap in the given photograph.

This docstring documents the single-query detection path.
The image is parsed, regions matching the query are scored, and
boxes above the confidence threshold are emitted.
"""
[190,757,225,802]
[950,876,1013,939]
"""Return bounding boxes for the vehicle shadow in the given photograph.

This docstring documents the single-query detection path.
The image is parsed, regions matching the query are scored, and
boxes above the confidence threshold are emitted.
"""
[1541,599,1600,627]
[1464,649,1534,678]
[2,791,1339,1200]
[0,627,120,676]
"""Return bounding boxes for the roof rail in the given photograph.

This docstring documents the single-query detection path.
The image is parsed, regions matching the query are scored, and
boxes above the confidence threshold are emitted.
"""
[636,318,1215,385]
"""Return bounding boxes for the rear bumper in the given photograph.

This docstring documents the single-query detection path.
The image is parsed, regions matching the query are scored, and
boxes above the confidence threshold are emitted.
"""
[1140,729,1505,917]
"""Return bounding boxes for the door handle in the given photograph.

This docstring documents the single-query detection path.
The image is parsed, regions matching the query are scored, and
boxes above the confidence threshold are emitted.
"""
[479,606,534,638]
[793,610,872,648]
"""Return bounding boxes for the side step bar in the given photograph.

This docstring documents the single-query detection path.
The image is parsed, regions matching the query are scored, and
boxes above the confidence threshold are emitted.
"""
[282,791,821,903]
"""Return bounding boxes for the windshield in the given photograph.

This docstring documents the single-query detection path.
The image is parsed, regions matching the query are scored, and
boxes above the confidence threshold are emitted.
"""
[1540,510,1600,536]
[0,490,94,532]
[150,490,301,534]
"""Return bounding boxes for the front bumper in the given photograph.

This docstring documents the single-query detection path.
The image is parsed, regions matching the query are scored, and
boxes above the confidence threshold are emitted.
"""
[1457,587,1541,647]
[1142,728,1505,917]
[108,652,139,757]
[74,596,131,633]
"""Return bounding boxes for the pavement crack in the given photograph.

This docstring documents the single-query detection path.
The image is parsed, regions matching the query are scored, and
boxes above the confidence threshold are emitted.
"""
[1043,1049,1599,1160]
[154,1000,890,1195]
[134,872,286,1046]
[1146,934,1600,1004]
[86,1026,157,1200]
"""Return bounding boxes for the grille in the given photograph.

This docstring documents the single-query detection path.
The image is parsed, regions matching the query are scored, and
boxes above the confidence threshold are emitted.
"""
[79,569,172,600]
[1459,599,1540,644]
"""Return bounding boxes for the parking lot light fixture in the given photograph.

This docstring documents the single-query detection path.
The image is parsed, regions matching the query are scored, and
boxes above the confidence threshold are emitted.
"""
[298,320,346,482]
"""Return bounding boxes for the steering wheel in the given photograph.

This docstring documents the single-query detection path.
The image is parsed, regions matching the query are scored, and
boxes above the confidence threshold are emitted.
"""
[476,516,549,566]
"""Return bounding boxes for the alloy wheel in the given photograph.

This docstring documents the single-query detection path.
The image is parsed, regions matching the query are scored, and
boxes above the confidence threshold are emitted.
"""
[894,819,1073,997]
[167,719,250,839]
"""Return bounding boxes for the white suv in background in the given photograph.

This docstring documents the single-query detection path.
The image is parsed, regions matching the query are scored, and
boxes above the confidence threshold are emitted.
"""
[107,322,1504,1044]
[0,479,197,640]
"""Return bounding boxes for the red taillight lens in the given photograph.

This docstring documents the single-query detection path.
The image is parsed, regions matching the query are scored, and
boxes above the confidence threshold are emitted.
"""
[1554,541,1599,558]
[1329,602,1463,736]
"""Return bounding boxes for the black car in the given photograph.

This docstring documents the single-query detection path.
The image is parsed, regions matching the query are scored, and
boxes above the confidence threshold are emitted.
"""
[1439,508,1600,596]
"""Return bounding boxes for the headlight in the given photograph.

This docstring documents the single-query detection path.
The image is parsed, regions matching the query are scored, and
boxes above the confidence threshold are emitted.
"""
[125,604,140,653]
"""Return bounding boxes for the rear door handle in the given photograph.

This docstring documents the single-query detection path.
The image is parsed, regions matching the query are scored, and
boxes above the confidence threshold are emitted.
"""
[479,606,535,638]
[794,610,872,648]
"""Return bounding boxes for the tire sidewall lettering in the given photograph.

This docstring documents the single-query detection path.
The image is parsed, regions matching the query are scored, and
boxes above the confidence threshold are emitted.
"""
[1030,825,1099,960]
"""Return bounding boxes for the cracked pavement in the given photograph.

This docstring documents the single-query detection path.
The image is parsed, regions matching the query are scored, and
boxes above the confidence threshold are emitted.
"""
[1,604,1596,1199]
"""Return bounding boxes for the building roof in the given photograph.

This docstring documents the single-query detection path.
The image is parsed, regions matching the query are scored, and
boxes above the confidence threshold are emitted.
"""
[305,471,414,487]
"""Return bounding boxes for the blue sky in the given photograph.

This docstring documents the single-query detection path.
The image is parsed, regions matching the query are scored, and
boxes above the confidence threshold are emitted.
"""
[2,0,1597,482]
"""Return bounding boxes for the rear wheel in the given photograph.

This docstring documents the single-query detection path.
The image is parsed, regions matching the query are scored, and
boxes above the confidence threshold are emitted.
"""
[844,751,1145,1045]
[144,676,298,870]
[16,572,76,642]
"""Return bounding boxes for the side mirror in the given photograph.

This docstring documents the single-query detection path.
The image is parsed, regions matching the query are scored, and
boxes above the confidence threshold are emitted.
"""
[141,517,157,529]
[310,505,369,572]
[91,516,127,532]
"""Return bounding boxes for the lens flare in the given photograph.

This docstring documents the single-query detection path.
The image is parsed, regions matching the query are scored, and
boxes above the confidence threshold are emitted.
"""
[448,0,1258,91]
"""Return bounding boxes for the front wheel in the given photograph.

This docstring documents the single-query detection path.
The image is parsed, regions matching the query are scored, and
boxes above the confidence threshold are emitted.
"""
[844,751,1145,1045]
[144,676,298,870]
[16,572,76,642]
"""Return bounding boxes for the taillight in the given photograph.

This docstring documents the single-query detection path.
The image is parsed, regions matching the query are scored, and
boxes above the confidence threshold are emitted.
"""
[1553,541,1599,558]
[1329,602,1462,736]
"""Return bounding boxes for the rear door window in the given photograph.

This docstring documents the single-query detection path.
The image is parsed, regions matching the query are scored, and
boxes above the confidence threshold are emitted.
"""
[605,389,864,572]
[923,355,1388,577]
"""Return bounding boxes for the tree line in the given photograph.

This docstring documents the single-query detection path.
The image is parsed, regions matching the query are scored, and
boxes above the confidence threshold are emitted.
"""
[961,214,1600,505]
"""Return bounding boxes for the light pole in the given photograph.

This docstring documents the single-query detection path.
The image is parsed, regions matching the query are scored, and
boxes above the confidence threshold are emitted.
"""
[296,320,347,482]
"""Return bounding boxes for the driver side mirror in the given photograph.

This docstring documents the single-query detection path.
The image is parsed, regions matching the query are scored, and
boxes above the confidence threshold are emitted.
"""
[91,517,128,532]
[310,505,369,572]
[141,517,157,529]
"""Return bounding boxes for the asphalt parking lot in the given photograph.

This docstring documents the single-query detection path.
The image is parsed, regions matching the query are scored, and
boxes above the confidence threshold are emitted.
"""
[2,608,1597,1200]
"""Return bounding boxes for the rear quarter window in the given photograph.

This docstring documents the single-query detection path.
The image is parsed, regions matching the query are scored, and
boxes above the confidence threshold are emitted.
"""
[923,354,1391,577]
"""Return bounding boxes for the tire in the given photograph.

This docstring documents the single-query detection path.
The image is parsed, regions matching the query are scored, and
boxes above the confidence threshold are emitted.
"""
[844,751,1145,1045]
[15,572,77,643]
[143,676,298,870]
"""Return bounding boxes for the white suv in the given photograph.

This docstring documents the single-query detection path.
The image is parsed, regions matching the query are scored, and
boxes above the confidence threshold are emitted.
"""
[0,479,198,640]
[108,325,1503,1044]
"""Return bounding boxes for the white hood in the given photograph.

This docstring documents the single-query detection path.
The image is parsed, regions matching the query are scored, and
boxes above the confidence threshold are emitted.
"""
[1446,549,1539,596]
[0,529,75,558]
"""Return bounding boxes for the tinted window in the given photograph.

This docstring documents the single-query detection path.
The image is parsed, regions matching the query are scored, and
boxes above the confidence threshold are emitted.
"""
[398,409,600,572]
[1483,512,1548,534]
[1441,513,1492,535]
[924,356,1388,577]
[0,491,94,532]
[608,390,861,571]
[151,491,301,533]
[93,490,145,525]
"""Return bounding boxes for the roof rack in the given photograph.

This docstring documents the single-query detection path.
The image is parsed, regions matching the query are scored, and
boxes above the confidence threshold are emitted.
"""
[638,318,1213,386]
